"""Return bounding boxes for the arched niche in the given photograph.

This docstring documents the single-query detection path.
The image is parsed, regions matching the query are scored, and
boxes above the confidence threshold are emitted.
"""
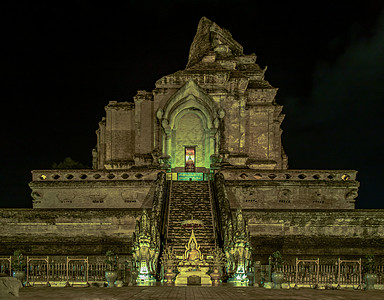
[159,80,218,171]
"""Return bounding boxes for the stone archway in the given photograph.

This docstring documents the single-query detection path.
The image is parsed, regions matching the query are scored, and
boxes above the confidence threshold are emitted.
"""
[158,80,219,171]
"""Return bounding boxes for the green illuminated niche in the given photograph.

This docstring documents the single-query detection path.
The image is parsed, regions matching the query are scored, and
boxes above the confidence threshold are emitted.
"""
[173,112,206,168]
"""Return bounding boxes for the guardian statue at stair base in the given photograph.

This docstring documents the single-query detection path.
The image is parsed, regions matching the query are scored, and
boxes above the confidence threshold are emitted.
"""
[224,209,252,283]
[131,209,160,283]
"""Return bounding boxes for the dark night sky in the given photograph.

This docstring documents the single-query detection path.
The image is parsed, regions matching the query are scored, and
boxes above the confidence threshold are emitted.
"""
[2,1,384,208]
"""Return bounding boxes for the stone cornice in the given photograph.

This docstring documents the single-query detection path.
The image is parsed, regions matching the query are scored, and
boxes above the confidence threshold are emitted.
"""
[105,101,135,111]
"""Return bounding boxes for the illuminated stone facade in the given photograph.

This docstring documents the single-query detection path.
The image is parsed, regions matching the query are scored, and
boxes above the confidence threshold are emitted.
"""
[10,17,381,264]
[30,17,358,210]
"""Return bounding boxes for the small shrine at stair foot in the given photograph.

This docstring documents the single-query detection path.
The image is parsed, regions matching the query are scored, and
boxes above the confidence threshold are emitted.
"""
[13,16,384,286]
[174,229,211,286]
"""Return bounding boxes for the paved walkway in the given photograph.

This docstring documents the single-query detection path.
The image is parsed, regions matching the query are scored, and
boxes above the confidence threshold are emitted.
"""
[13,286,384,300]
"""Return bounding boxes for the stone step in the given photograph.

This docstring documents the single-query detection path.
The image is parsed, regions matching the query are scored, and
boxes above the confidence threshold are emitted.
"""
[169,207,211,210]
[172,191,209,193]
[171,197,209,199]
[170,200,210,203]
[170,245,216,255]
[172,190,208,192]
[172,190,208,193]
[168,243,216,248]
[167,227,213,231]
[167,226,214,231]
[168,230,214,234]
[167,233,214,239]
[169,210,211,212]
[168,225,213,229]
[168,239,215,243]
[167,227,214,232]
[168,227,213,230]
[171,197,208,199]
[170,245,215,252]
[172,188,208,190]
[168,215,212,219]
[172,195,209,197]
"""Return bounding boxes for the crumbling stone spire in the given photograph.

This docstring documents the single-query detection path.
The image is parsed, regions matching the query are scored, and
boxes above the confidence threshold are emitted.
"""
[186,16,243,68]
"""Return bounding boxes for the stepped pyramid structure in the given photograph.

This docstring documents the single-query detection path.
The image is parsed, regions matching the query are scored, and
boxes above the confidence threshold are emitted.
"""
[30,16,358,210]
[2,17,383,275]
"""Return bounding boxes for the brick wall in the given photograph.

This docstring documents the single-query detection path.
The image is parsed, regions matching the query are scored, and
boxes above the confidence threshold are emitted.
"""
[0,209,140,256]
[243,209,384,263]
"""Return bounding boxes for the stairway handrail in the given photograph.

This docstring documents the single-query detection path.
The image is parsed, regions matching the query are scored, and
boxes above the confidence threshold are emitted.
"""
[164,178,173,247]
[160,176,170,236]
[207,177,218,249]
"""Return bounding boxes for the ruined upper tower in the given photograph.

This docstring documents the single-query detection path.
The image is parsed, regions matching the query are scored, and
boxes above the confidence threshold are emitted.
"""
[186,16,244,68]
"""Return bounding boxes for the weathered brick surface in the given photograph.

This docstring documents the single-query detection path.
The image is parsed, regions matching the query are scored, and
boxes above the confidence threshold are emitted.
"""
[222,169,359,209]
[29,169,158,209]
[243,209,384,263]
[0,209,140,255]
[1,208,383,261]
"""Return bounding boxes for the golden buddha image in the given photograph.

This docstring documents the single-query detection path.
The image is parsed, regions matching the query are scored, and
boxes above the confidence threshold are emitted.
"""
[187,240,200,261]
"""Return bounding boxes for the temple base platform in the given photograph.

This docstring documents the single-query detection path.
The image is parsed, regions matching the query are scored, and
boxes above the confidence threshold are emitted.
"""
[175,266,211,286]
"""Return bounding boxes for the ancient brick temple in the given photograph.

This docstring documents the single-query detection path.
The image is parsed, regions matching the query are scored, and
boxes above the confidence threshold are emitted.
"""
[1,18,383,267]
[30,17,358,210]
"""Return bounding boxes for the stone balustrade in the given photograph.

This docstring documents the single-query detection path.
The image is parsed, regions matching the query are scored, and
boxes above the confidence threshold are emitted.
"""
[221,169,358,182]
[31,169,159,182]
[31,169,358,183]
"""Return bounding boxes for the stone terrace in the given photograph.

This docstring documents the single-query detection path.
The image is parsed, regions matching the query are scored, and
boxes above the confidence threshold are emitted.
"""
[221,169,359,209]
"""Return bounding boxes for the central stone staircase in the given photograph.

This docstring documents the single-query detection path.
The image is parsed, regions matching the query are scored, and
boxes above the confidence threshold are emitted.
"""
[166,181,216,256]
